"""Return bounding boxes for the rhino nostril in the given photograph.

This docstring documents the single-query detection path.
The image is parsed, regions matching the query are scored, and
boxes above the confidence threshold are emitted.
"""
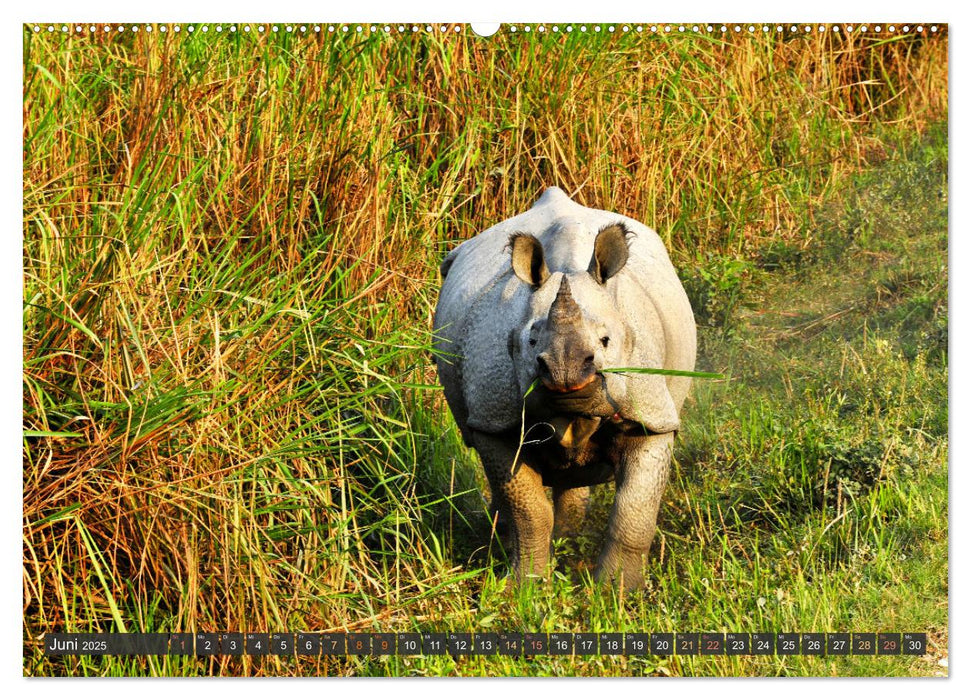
[536,355,550,375]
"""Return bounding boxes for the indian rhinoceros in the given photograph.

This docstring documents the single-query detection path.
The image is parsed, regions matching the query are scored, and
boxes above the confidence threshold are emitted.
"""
[433,186,697,590]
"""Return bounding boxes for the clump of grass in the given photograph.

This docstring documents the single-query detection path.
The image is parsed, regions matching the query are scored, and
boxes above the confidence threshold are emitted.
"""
[23,24,947,676]
[682,255,756,330]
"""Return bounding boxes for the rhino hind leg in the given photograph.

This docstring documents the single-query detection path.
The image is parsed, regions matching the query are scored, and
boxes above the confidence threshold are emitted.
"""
[472,431,553,581]
[552,486,590,538]
[487,498,509,544]
[595,432,674,591]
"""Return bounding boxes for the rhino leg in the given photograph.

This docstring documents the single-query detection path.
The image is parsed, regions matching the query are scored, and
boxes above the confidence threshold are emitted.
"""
[472,431,553,581]
[595,432,673,591]
[552,486,590,538]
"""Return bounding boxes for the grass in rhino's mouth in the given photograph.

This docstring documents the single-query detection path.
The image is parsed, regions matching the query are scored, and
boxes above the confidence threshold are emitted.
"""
[521,367,723,407]
[602,367,725,379]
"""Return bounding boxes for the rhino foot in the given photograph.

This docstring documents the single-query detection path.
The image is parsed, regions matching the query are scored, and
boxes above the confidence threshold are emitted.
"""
[594,545,647,592]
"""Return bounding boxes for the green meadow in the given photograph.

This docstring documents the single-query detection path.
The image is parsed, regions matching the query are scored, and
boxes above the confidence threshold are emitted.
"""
[22,23,947,676]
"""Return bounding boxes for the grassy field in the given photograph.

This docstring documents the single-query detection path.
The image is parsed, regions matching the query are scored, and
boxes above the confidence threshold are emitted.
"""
[22,23,948,677]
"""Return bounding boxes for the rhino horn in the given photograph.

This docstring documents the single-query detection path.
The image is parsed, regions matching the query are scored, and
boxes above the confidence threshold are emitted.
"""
[548,277,583,326]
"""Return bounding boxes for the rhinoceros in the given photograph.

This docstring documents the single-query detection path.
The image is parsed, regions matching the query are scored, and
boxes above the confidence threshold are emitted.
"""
[433,187,696,590]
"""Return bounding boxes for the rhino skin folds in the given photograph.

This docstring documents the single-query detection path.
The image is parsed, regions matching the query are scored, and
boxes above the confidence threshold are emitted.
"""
[433,187,697,591]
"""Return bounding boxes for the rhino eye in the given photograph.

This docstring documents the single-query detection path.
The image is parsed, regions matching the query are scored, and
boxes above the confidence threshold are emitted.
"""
[600,336,610,348]
[529,338,537,347]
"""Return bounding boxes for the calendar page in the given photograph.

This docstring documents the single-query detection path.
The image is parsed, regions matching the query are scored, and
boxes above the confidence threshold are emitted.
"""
[22,19,948,678]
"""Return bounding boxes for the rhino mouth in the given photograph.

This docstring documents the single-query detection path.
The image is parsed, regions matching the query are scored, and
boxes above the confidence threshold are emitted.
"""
[526,373,615,418]
[540,373,598,393]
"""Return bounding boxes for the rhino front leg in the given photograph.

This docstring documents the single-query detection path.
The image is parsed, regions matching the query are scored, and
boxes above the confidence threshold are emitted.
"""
[595,432,673,591]
[472,431,553,581]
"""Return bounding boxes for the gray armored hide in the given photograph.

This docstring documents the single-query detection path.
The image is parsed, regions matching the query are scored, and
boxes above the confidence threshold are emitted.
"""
[433,187,697,590]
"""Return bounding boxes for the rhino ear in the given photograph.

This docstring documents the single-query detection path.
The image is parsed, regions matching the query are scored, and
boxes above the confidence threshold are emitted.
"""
[589,222,630,284]
[510,233,550,288]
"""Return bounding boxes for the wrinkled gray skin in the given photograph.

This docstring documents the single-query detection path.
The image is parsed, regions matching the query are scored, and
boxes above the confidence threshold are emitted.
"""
[433,187,696,590]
